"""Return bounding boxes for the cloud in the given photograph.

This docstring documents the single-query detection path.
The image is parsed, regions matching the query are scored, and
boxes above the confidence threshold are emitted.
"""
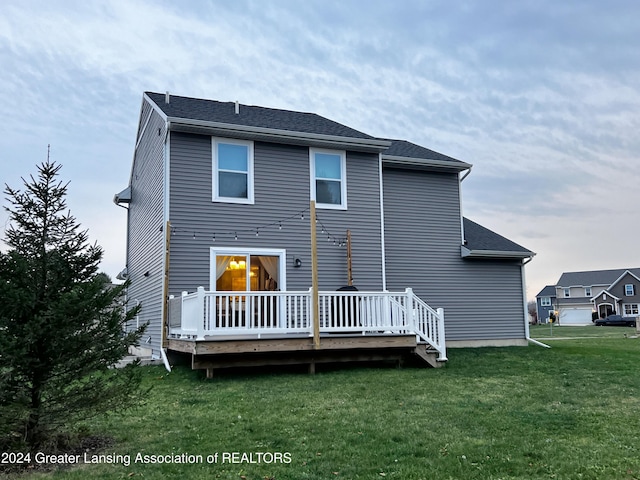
[1,0,639,299]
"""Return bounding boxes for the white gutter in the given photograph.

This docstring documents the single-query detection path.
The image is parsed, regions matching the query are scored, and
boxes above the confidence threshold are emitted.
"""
[460,165,473,182]
[167,118,391,151]
[458,169,469,247]
[382,154,472,171]
[461,246,536,259]
[528,337,551,348]
[378,152,387,291]
[161,348,172,372]
[521,257,551,348]
[157,118,171,364]
[458,166,472,256]
[148,92,391,151]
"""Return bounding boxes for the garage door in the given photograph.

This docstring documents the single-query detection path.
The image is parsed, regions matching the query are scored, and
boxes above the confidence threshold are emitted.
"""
[560,308,593,325]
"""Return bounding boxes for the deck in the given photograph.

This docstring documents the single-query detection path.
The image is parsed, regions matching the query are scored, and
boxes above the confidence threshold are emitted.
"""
[166,288,446,375]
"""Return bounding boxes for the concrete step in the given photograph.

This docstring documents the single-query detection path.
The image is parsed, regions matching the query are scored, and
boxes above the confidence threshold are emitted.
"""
[114,355,162,368]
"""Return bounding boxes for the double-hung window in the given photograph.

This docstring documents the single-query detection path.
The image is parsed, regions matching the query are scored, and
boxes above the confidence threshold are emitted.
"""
[625,284,636,296]
[310,148,347,209]
[541,297,551,307]
[212,138,254,204]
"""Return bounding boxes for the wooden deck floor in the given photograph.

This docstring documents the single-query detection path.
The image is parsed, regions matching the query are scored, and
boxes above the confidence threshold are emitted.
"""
[167,333,441,376]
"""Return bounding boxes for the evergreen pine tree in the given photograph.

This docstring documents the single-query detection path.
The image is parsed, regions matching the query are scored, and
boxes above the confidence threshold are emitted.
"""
[0,159,144,450]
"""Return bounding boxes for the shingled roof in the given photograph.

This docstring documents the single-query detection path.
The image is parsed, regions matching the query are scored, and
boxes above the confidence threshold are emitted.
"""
[146,92,379,141]
[145,92,474,167]
[462,218,534,259]
[380,139,471,171]
[536,285,557,298]
[557,268,640,287]
[384,139,468,164]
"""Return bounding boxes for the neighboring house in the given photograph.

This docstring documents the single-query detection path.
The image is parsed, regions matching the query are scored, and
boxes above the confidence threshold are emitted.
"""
[535,285,557,324]
[554,268,640,325]
[114,92,534,372]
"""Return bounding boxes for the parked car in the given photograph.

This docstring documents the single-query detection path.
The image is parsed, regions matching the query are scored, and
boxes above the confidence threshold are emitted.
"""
[594,315,636,327]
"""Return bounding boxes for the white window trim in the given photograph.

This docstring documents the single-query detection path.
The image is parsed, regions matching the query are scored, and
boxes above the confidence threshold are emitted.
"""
[623,303,639,315]
[625,284,635,296]
[585,287,592,297]
[209,247,287,291]
[310,148,347,210]
[212,137,254,204]
[541,297,551,307]
[563,288,570,298]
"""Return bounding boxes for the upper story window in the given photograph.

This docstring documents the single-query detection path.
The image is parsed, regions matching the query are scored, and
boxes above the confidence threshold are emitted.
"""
[212,138,254,204]
[625,284,636,296]
[563,288,570,298]
[541,297,551,307]
[310,148,347,209]
[585,287,592,297]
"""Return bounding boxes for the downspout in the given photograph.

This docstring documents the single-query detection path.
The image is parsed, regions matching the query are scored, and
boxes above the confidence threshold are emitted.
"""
[460,166,472,183]
[458,166,472,245]
[378,153,387,291]
[521,257,551,348]
[161,120,172,371]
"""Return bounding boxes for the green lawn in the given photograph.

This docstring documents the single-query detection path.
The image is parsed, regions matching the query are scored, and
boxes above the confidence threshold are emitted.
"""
[530,323,638,339]
[6,334,640,480]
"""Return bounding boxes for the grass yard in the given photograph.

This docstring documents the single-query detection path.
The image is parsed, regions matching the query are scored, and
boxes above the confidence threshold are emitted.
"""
[6,333,640,480]
[530,323,638,339]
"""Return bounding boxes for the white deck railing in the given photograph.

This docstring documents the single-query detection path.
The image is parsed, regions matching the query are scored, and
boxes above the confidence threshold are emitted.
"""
[168,287,446,361]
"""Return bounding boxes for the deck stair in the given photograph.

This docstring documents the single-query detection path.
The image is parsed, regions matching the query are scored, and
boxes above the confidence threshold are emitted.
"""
[414,343,442,368]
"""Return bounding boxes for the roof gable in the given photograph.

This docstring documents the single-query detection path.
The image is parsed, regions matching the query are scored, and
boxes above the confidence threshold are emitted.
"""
[590,289,620,302]
[608,270,640,290]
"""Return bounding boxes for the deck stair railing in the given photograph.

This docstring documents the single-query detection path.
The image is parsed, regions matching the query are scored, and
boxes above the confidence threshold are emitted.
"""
[168,287,446,361]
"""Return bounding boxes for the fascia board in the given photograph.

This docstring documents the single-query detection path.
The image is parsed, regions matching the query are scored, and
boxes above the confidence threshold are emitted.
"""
[166,117,391,152]
[144,92,169,121]
[128,94,170,188]
[383,154,472,172]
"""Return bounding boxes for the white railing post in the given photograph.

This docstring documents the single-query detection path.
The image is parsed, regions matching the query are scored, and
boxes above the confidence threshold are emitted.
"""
[196,286,205,340]
[307,287,313,335]
[405,287,414,329]
[167,295,174,331]
[437,307,447,361]
[180,291,188,336]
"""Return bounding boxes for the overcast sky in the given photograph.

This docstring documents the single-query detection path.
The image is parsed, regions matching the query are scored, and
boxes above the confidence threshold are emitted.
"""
[1,0,639,300]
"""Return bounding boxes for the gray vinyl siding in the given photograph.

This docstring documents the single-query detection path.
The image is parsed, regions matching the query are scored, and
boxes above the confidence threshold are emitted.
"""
[168,133,383,295]
[382,167,526,341]
[610,273,640,302]
[126,105,166,356]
